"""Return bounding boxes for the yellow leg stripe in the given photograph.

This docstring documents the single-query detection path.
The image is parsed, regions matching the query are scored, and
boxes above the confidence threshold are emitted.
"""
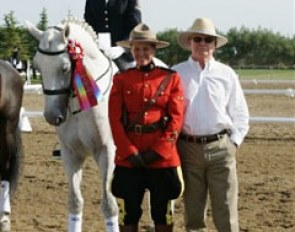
[116,198,126,226]
[166,200,173,225]
[177,166,185,198]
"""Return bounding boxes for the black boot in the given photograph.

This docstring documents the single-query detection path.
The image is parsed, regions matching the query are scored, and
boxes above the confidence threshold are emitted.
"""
[119,224,138,232]
[155,224,173,232]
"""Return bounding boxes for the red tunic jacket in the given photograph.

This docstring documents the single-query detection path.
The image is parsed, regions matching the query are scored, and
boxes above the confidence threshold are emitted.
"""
[109,66,184,168]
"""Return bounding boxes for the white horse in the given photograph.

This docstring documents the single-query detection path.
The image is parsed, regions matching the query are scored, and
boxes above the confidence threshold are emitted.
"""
[26,18,119,232]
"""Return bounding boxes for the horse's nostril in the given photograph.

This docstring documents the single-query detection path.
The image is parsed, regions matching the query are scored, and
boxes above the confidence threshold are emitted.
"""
[55,116,65,126]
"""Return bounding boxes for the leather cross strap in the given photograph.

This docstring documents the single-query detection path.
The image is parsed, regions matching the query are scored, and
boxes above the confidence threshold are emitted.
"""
[125,72,173,132]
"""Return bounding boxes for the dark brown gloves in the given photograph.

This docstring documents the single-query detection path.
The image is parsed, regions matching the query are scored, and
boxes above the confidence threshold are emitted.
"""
[127,153,146,168]
[127,150,162,168]
[141,150,161,166]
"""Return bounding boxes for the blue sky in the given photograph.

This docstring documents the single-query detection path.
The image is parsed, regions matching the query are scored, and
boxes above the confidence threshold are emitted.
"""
[1,0,294,37]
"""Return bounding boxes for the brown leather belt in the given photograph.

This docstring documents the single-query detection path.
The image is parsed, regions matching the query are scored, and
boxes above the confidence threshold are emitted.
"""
[179,129,230,144]
[127,120,163,134]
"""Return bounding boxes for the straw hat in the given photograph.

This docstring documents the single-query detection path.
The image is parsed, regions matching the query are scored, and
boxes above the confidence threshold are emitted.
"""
[177,17,228,50]
[116,23,170,49]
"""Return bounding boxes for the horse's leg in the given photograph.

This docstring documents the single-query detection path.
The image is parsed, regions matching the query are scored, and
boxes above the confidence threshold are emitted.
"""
[0,116,20,232]
[95,143,119,232]
[62,147,86,232]
[0,174,10,232]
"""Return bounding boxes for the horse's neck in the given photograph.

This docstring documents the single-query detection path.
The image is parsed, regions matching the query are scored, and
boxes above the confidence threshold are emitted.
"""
[67,23,115,93]
[83,51,110,79]
[68,28,109,78]
[82,46,115,95]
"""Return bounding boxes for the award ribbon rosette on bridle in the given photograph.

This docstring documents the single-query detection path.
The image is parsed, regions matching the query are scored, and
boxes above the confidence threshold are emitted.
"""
[68,39,102,111]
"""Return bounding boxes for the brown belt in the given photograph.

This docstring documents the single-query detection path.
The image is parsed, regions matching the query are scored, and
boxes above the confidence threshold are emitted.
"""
[179,129,230,144]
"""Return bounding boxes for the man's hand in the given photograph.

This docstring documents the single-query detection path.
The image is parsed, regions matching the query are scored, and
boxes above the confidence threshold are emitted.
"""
[127,153,146,168]
[103,46,124,59]
[141,150,162,166]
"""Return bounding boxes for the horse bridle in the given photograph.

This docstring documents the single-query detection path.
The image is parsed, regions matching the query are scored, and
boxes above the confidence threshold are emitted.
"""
[37,26,113,97]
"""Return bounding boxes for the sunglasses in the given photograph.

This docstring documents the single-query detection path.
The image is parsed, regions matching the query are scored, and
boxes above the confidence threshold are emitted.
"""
[192,36,215,43]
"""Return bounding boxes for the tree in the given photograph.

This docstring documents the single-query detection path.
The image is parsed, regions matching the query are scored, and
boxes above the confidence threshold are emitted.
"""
[156,28,190,66]
[37,8,48,31]
[0,11,22,60]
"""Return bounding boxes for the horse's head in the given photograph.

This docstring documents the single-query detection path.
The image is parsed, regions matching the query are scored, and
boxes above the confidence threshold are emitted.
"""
[27,18,116,126]
[26,21,75,126]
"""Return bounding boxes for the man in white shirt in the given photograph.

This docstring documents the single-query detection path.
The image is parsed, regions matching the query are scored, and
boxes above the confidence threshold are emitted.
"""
[172,17,249,232]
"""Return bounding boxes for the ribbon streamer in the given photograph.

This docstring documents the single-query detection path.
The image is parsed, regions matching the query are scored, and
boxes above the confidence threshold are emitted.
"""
[68,40,102,111]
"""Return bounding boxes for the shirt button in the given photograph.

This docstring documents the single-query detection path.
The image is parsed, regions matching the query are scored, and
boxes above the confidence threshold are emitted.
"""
[144,73,149,77]
[105,17,109,21]
[104,10,108,14]
[144,84,149,87]
[105,25,109,28]
[144,112,148,116]
[144,98,148,102]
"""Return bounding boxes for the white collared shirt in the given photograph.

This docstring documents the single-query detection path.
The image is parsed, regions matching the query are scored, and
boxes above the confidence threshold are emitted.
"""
[172,57,249,145]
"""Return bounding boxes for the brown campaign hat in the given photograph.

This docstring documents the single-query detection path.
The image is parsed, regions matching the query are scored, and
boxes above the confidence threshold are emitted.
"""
[117,23,170,49]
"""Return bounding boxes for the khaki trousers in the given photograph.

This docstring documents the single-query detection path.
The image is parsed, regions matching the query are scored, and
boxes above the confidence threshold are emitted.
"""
[177,134,239,232]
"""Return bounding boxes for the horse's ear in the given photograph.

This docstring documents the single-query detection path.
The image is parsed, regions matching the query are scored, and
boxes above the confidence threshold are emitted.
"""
[26,21,43,41]
[64,24,70,40]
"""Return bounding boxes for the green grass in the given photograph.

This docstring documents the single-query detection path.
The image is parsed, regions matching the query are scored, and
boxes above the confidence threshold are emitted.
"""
[235,69,295,80]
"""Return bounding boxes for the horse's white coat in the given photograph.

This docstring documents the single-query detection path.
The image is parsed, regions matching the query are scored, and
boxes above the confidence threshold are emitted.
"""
[27,18,119,232]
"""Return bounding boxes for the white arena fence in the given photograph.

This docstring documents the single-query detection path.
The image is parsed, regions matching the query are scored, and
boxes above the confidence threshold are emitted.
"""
[240,79,295,85]
[20,83,295,132]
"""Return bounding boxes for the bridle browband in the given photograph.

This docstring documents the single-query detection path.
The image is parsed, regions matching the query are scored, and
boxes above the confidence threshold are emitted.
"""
[37,26,67,57]
[37,26,113,97]
[37,47,67,56]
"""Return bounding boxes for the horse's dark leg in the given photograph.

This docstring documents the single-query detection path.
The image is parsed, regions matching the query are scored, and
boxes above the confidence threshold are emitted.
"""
[0,117,11,216]
[0,116,12,232]
[0,115,21,214]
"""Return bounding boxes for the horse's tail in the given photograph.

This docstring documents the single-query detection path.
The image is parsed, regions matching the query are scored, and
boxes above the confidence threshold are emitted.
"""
[9,127,23,196]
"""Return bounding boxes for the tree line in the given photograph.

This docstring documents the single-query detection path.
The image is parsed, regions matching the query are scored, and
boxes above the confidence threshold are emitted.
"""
[0,10,294,69]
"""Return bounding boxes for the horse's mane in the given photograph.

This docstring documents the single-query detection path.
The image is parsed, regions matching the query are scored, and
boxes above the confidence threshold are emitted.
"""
[60,17,100,49]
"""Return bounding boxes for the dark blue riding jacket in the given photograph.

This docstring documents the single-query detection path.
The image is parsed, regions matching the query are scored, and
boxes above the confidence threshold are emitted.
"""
[84,0,142,46]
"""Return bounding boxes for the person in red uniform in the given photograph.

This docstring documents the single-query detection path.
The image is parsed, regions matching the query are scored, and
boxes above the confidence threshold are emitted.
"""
[109,23,184,232]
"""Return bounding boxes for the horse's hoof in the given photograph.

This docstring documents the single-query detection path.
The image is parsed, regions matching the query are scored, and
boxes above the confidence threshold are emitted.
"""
[0,214,11,232]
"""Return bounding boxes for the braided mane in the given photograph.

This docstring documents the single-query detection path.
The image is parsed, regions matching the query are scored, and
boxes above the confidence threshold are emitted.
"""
[60,17,100,48]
